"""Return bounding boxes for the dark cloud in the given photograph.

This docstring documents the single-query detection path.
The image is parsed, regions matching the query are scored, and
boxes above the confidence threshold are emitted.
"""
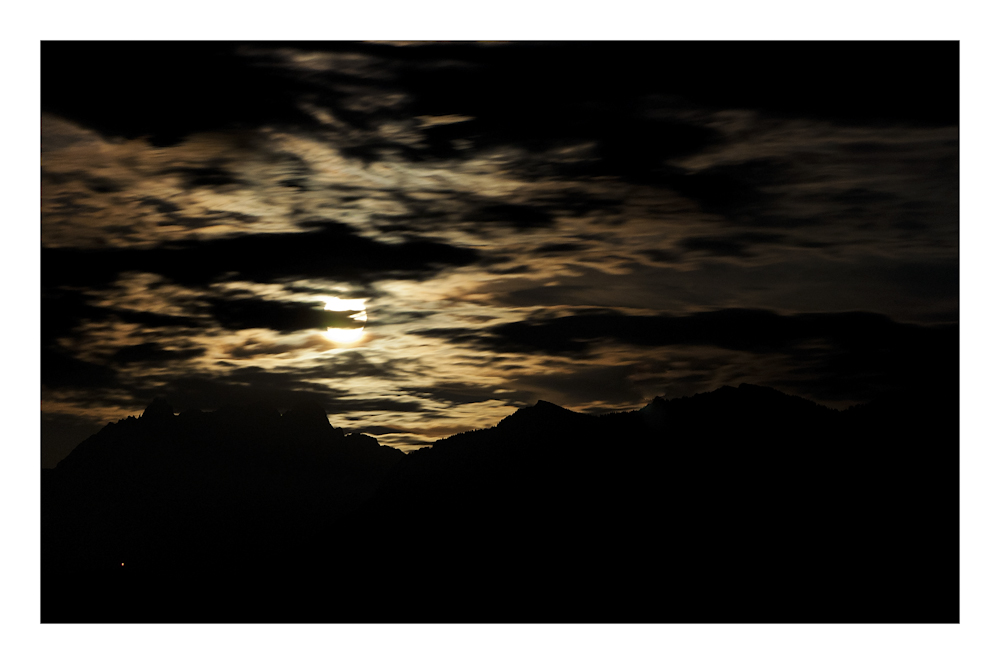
[487,254,958,321]
[680,232,786,257]
[163,44,721,184]
[353,425,410,436]
[42,341,388,420]
[42,348,119,389]
[110,343,206,365]
[367,191,604,239]
[371,41,957,120]
[494,283,593,309]
[41,289,204,348]
[511,365,646,406]
[42,42,956,179]
[208,297,361,333]
[168,165,245,189]
[45,193,101,217]
[45,361,427,424]
[401,383,531,406]
[865,260,960,302]
[156,209,262,230]
[475,308,951,355]
[42,221,479,289]
[412,96,716,185]
[110,308,205,329]
[41,169,124,194]
[831,187,898,206]
[41,290,109,346]
[357,42,954,180]
[534,242,587,255]
[485,264,533,275]
[367,310,435,325]
[225,340,316,359]
[39,42,959,467]
[639,249,679,264]
[324,399,429,414]
[139,197,182,214]
[419,309,956,400]
[41,289,207,397]
[109,368,351,416]
[666,158,790,222]
[321,351,402,379]
[465,203,555,231]
[83,176,124,194]
[41,42,323,146]
[531,193,624,218]
[663,145,955,240]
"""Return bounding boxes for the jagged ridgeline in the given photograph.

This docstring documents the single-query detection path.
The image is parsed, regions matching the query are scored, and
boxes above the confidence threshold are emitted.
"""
[41,384,957,623]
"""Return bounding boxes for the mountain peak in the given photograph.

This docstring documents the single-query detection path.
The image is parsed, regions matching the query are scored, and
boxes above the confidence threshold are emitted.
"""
[497,399,588,435]
[515,399,577,418]
[141,397,174,420]
[281,399,331,429]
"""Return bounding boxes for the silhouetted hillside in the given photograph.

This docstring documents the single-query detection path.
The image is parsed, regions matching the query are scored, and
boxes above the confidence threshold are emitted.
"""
[297,383,956,623]
[42,398,404,621]
[42,384,957,623]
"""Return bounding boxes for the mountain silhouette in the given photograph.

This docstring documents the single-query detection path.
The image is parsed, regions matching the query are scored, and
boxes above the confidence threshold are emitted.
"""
[42,384,957,623]
[42,397,404,622]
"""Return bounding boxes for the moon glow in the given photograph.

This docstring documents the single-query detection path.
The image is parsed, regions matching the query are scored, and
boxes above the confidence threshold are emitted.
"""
[322,297,367,344]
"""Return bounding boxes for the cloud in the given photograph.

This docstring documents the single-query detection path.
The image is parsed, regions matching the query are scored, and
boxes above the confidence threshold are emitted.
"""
[41,348,119,389]
[168,165,246,189]
[138,197,182,214]
[534,242,588,255]
[401,382,532,407]
[473,308,953,355]
[41,288,205,350]
[353,425,410,436]
[417,308,956,402]
[509,365,647,406]
[208,297,362,333]
[223,335,334,359]
[43,221,479,289]
[42,42,321,146]
[111,343,206,364]
[39,42,959,467]
[679,232,786,257]
[117,368,352,415]
[316,42,955,184]
[325,399,429,414]
[666,158,789,222]
[831,187,898,206]
[465,203,555,231]
[482,253,958,323]
[43,42,957,197]
[320,351,403,379]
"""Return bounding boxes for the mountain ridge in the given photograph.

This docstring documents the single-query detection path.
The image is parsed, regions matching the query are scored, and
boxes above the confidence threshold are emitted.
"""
[42,382,957,623]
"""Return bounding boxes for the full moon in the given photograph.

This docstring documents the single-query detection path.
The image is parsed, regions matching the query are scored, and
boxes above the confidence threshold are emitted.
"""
[322,297,367,344]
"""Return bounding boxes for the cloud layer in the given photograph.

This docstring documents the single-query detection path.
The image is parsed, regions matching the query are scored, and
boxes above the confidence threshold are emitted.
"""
[41,42,958,464]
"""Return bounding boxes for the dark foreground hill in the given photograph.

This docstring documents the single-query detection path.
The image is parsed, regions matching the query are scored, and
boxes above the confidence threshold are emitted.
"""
[42,398,404,621]
[41,384,957,623]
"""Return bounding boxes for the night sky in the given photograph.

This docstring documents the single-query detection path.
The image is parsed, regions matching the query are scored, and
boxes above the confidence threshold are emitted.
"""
[40,41,958,467]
